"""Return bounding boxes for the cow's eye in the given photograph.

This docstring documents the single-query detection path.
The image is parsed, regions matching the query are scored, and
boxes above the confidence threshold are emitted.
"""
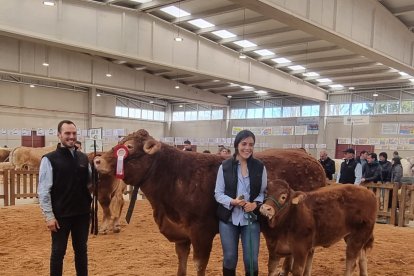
[126,144,133,150]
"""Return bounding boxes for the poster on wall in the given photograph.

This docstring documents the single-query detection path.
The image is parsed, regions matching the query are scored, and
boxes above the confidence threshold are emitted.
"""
[21,128,31,136]
[338,138,351,144]
[294,125,307,136]
[232,127,245,135]
[344,116,369,125]
[381,123,399,135]
[36,128,45,136]
[9,128,21,136]
[0,129,7,136]
[103,129,113,137]
[84,139,103,153]
[282,126,294,135]
[88,128,102,140]
[399,123,414,135]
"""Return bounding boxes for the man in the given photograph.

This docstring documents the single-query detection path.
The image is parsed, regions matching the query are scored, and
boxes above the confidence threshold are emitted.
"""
[361,152,382,183]
[183,140,192,151]
[38,120,91,276]
[356,150,368,175]
[318,150,336,180]
[337,148,362,184]
[75,141,83,152]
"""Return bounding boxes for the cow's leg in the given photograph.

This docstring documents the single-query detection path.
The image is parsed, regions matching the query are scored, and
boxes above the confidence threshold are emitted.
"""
[98,195,112,234]
[175,240,191,276]
[344,236,364,276]
[267,249,281,276]
[358,249,368,276]
[191,233,215,276]
[279,256,292,276]
[303,249,314,276]
[290,249,308,276]
[109,181,126,233]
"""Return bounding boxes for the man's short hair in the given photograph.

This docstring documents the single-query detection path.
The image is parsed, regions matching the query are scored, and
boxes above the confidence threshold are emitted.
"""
[360,150,367,155]
[57,120,75,133]
[184,140,191,145]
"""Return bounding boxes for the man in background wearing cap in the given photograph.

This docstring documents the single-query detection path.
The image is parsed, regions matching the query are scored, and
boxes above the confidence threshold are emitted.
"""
[336,148,362,184]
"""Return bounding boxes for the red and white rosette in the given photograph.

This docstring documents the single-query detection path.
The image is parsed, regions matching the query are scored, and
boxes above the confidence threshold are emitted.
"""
[113,144,129,179]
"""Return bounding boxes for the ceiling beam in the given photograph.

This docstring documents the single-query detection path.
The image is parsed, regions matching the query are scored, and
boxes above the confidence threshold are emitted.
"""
[195,16,268,35]
[257,45,341,61]
[391,5,414,16]
[171,4,241,24]
[218,27,294,44]
[242,37,319,52]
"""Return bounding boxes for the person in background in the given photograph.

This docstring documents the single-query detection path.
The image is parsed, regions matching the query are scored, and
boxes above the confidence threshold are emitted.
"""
[318,150,336,180]
[356,150,368,175]
[75,141,83,152]
[393,151,400,159]
[38,120,91,276]
[183,140,192,151]
[202,150,211,154]
[219,147,232,158]
[391,157,403,188]
[361,152,382,183]
[214,130,267,276]
[337,148,362,184]
[378,152,392,183]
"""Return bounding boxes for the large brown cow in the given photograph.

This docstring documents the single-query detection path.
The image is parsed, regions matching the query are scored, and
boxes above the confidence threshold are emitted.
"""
[260,181,377,276]
[0,147,11,162]
[93,129,326,276]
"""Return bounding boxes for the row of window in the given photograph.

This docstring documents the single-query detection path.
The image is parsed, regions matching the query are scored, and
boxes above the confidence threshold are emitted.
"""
[328,100,414,116]
[230,105,320,119]
[115,106,165,121]
[172,110,224,121]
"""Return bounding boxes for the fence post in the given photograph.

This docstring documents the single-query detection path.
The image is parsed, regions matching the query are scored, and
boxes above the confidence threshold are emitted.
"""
[3,170,9,206]
[9,169,15,206]
[390,183,398,226]
[398,184,408,227]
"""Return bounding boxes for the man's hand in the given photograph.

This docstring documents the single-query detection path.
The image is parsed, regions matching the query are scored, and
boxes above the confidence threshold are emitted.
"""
[46,218,60,232]
[243,202,257,213]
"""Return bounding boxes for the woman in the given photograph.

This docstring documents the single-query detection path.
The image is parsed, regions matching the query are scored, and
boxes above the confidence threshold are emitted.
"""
[391,157,403,188]
[214,130,267,276]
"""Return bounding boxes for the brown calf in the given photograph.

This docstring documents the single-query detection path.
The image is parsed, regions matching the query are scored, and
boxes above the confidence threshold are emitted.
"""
[260,180,377,276]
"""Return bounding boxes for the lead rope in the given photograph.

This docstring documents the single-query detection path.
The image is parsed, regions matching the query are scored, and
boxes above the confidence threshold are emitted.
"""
[90,140,99,235]
[246,211,257,276]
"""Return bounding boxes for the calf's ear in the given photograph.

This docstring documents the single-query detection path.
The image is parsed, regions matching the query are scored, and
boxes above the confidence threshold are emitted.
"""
[291,193,306,205]
[143,140,161,155]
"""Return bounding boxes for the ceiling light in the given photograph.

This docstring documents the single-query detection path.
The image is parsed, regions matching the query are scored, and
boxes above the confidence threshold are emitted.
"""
[160,6,190,18]
[373,93,378,97]
[211,30,236,39]
[399,71,408,76]
[42,62,49,67]
[227,95,232,98]
[316,78,332,83]
[349,87,355,90]
[212,79,220,82]
[410,78,414,82]
[134,66,146,70]
[149,100,154,104]
[43,1,55,6]
[253,49,274,56]
[288,65,306,70]
[131,0,153,3]
[106,73,112,77]
[272,57,291,64]
[233,40,257,48]
[29,84,35,88]
[255,90,267,95]
[239,52,247,59]
[96,93,101,97]
[188,19,214,29]
[179,104,183,108]
[302,72,319,77]
[241,85,253,89]
[175,85,180,89]
[174,36,183,42]
[255,100,261,103]
[329,84,344,89]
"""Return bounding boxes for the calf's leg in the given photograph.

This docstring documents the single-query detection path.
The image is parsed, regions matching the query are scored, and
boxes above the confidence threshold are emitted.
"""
[303,249,314,276]
[358,249,368,276]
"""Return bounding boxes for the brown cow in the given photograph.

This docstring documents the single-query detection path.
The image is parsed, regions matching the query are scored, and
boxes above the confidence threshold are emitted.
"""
[0,147,11,162]
[93,129,326,276]
[260,180,377,276]
[10,146,55,170]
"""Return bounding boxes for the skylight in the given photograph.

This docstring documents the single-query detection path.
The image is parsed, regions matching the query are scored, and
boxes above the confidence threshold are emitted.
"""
[241,85,253,89]
[316,78,332,83]
[255,90,268,94]
[329,84,344,89]
[188,19,214,29]
[160,6,190,18]
[131,0,153,3]
[302,72,319,77]
[271,57,291,64]
[399,72,408,76]
[288,65,306,71]
[253,49,274,56]
[212,30,236,39]
[233,40,257,48]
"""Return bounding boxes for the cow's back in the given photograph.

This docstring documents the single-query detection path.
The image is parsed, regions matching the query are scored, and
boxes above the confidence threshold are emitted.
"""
[255,149,326,191]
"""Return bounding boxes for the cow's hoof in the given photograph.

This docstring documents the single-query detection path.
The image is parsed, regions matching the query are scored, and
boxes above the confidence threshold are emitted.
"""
[99,229,109,235]
[113,227,121,233]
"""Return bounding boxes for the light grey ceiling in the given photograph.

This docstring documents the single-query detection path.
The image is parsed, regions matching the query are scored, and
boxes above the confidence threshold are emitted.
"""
[60,0,414,102]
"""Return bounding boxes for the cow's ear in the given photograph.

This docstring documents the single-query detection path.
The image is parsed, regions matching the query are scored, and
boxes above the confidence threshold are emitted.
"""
[291,193,306,205]
[143,139,161,155]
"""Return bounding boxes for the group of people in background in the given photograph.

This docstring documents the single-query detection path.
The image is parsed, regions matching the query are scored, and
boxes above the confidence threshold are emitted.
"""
[318,148,403,186]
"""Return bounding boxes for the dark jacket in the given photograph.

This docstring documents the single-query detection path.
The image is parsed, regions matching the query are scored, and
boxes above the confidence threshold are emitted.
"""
[363,162,382,183]
[319,157,336,180]
[45,145,91,219]
[391,164,403,184]
[379,160,392,182]
[339,158,358,184]
[216,157,263,222]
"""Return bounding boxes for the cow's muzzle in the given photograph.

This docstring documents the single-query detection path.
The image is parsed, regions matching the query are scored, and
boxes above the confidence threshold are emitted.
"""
[260,204,275,220]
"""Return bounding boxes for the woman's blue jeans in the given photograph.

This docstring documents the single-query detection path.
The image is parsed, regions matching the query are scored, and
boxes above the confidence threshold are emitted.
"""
[219,219,260,272]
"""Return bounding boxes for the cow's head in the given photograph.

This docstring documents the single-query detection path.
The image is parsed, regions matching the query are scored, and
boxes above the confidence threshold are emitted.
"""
[93,129,161,186]
[260,179,305,228]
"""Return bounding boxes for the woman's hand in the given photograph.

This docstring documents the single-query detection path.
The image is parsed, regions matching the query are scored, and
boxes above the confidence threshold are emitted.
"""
[242,201,257,213]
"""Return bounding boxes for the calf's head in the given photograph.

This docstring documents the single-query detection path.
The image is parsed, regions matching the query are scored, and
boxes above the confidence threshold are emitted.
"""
[260,179,305,228]
[93,129,161,186]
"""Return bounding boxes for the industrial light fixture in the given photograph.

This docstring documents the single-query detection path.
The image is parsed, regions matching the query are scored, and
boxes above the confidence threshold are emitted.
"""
[227,95,232,98]
[239,52,247,59]
[373,93,379,97]
[29,84,35,88]
[149,100,154,104]
[175,85,180,89]
[96,93,101,97]
[43,1,55,6]
[174,36,183,42]
[105,73,112,77]
[42,62,49,67]
[106,62,112,77]
[173,1,185,42]
[43,47,49,67]
[349,87,355,90]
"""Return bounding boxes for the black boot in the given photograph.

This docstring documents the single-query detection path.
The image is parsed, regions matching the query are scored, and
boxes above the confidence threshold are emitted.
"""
[245,271,258,276]
[223,267,236,276]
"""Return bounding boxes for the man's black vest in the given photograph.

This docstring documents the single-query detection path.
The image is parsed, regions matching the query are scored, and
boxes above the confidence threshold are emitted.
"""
[339,158,358,184]
[45,145,91,219]
[216,157,264,222]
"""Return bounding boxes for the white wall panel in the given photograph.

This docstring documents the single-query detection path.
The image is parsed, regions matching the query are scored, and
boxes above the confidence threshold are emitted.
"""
[0,36,19,72]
